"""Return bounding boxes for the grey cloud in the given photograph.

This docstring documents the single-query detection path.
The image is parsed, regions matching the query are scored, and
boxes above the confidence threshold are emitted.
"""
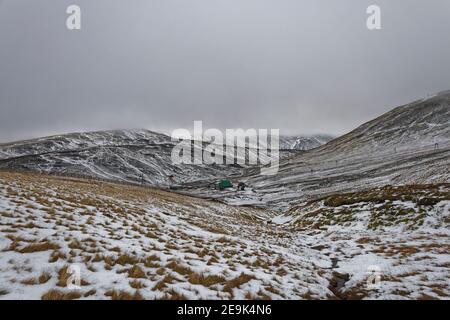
[1,0,450,142]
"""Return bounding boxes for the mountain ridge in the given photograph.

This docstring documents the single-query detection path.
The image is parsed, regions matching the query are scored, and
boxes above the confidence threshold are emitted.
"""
[0,127,330,187]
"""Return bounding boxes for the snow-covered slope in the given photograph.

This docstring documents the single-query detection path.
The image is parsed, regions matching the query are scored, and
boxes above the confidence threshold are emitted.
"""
[0,130,325,188]
[1,171,449,300]
[0,130,169,159]
[279,135,333,151]
[0,129,249,187]
[182,91,450,210]
[0,171,331,299]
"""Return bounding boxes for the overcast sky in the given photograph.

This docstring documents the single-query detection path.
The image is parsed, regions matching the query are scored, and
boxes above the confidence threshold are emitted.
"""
[1,0,449,142]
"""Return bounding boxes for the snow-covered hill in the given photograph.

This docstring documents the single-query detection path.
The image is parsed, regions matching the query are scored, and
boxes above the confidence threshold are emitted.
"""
[1,171,448,299]
[0,129,329,188]
[0,129,246,187]
[279,135,334,151]
[188,91,450,210]
[0,171,331,299]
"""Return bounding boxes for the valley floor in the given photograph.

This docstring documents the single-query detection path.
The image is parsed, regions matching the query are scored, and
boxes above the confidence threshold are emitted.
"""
[0,171,449,299]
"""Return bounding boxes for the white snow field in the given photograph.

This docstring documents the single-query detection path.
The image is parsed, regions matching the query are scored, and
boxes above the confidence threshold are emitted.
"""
[0,172,449,300]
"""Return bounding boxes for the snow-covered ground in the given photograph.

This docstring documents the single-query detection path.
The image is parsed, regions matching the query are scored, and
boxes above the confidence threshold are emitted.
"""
[272,184,450,299]
[0,171,330,300]
[0,171,448,300]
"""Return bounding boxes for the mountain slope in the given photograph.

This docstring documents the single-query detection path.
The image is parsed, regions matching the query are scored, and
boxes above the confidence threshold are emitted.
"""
[0,171,331,299]
[1,171,449,299]
[0,130,245,187]
[0,128,331,188]
[182,91,450,210]
[279,135,334,151]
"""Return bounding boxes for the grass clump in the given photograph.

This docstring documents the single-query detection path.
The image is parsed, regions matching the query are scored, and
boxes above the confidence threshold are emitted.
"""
[41,289,82,300]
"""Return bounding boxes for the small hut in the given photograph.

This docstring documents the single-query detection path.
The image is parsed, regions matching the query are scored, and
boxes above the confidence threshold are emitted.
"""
[218,179,233,190]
